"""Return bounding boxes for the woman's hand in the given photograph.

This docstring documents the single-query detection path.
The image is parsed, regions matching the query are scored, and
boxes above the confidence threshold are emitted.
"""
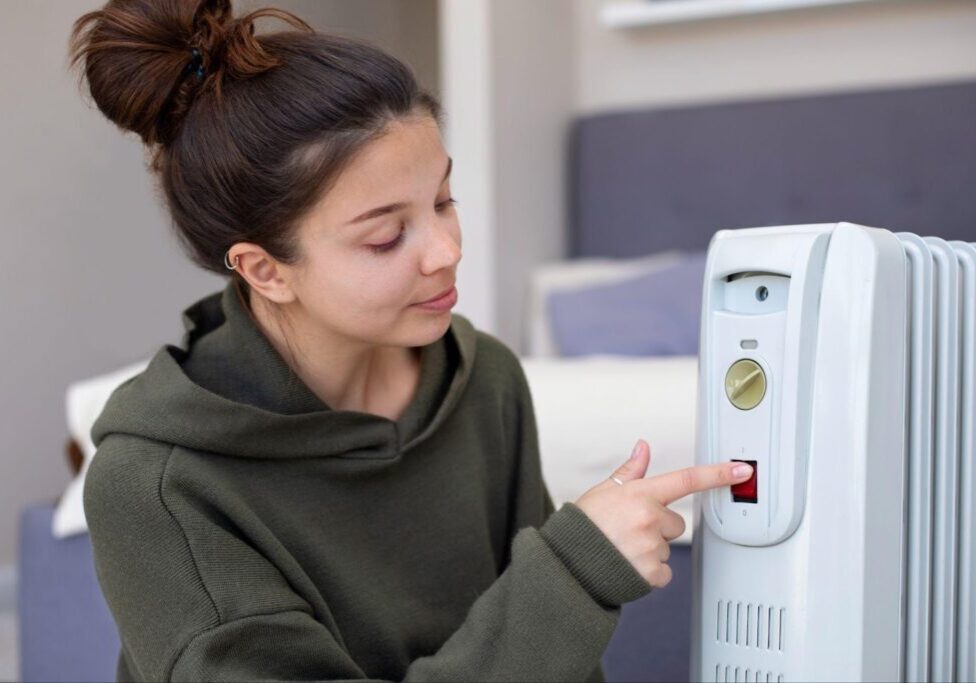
[573,439,753,589]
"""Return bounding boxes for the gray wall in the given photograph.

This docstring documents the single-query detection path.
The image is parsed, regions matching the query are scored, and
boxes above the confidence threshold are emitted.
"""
[0,0,437,568]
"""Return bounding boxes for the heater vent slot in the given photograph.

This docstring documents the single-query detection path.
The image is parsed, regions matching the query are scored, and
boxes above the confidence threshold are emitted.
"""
[714,663,785,682]
[716,600,785,652]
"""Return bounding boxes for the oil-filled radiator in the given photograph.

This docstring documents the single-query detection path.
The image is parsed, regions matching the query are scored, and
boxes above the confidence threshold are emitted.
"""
[690,223,975,682]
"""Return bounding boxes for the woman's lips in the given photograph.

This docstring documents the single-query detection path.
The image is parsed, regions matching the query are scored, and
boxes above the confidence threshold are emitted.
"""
[417,284,455,304]
[413,285,458,311]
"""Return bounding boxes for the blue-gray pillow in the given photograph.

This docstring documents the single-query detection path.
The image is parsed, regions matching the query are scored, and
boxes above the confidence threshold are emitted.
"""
[547,251,707,357]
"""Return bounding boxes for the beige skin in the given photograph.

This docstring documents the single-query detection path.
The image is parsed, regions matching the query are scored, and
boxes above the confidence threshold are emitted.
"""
[227,113,461,420]
[227,111,754,588]
[575,441,754,589]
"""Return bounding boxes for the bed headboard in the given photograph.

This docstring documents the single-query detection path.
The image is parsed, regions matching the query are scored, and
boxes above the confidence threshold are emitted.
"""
[569,79,976,258]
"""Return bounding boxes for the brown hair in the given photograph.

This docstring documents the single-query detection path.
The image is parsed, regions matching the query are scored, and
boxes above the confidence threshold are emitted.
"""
[68,0,443,299]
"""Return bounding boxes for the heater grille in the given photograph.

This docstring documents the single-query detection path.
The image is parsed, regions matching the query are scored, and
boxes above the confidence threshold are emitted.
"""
[713,663,784,682]
[715,600,785,651]
[897,233,976,683]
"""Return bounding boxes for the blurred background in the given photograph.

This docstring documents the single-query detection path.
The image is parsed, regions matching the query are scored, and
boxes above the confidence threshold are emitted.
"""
[2,0,975,681]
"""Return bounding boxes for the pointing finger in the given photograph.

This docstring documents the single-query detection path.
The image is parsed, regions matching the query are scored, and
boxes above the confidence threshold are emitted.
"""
[637,461,753,507]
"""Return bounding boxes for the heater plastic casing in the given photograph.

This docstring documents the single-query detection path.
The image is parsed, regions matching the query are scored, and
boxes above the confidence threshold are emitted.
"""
[690,223,909,682]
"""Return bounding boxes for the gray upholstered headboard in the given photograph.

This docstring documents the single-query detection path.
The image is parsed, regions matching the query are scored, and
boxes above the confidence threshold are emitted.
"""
[569,79,976,258]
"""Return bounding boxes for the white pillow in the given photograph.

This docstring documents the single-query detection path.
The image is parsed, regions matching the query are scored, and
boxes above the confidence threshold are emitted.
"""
[523,250,688,358]
[520,354,699,544]
[53,358,151,538]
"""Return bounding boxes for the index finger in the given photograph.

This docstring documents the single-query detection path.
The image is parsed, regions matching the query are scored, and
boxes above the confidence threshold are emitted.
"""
[636,462,751,507]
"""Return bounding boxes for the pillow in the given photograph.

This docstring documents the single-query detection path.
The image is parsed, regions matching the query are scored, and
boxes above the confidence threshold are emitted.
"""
[53,358,151,538]
[521,354,699,544]
[523,250,688,358]
[546,250,707,357]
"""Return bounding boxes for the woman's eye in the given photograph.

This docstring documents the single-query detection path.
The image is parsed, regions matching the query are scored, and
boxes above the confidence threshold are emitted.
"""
[368,225,405,254]
[366,199,458,255]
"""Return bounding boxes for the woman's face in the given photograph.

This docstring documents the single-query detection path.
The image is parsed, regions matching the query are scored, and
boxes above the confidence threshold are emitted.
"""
[285,115,462,349]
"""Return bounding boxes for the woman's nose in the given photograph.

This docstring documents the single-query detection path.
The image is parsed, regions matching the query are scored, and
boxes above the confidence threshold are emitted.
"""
[422,222,462,274]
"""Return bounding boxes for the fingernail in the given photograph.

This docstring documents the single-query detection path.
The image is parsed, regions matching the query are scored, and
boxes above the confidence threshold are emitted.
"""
[733,463,753,478]
[630,441,642,461]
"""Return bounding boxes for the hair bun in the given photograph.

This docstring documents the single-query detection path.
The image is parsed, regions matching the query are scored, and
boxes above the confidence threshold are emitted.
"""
[69,0,313,148]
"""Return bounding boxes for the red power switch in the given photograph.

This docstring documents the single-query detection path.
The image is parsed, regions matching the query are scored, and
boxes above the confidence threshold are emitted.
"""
[731,459,758,504]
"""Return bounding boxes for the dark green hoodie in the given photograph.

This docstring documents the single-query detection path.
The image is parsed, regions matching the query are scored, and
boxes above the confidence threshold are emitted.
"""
[84,279,653,682]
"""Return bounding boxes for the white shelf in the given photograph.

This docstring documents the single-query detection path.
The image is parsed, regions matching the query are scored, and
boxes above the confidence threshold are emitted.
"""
[601,0,893,28]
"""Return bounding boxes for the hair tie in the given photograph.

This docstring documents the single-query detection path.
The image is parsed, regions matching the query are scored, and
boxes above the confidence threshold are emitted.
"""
[186,47,205,81]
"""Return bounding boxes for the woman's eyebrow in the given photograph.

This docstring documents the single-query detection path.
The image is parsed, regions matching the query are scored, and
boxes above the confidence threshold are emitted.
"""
[345,156,453,226]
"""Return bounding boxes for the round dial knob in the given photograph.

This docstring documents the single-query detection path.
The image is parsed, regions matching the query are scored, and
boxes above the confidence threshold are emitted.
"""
[725,358,766,410]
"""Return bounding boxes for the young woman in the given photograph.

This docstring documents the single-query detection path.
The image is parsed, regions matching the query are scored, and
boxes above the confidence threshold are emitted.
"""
[68,1,754,681]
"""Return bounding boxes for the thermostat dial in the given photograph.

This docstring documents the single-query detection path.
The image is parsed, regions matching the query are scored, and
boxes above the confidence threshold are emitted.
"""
[725,359,766,410]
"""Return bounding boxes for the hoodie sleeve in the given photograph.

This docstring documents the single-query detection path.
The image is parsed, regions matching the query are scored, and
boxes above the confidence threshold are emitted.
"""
[163,508,651,683]
[166,503,650,682]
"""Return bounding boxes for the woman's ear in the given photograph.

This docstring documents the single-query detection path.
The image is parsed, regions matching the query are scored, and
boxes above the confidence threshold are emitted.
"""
[229,242,298,305]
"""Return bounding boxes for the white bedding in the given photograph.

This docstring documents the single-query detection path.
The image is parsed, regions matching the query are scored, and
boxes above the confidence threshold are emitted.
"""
[54,359,150,538]
[521,354,699,545]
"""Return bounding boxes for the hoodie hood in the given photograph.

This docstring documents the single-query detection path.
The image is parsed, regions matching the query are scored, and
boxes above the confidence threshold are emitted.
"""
[91,279,477,460]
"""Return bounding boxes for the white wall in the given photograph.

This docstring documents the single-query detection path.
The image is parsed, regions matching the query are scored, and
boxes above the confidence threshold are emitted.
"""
[574,0,976,113]
[438,0,576,347]
[0,0,436,572]
[438,0,496,334]
[492,1,577,352]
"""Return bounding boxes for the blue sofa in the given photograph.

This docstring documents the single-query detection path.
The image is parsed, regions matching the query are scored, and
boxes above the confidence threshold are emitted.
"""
[18,503,121,682]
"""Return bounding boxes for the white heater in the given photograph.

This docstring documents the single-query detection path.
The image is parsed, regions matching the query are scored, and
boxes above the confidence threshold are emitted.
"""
[690,222,975,682]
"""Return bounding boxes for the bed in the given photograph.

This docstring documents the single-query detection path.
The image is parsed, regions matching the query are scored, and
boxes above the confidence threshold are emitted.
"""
[18,77,976,682]
[522,77,976,683]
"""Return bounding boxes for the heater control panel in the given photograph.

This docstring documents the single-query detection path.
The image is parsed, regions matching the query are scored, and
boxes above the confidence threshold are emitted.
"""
[697,226,831,546]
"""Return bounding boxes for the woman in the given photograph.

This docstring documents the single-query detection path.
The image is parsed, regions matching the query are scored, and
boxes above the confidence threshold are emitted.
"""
[68,1,754,681]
